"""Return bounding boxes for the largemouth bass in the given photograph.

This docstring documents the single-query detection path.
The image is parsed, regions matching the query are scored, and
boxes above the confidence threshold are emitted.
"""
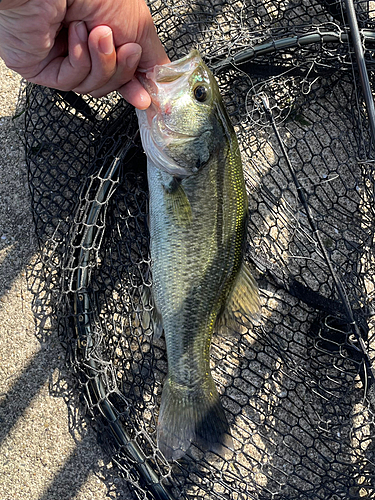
[136,50,260,461]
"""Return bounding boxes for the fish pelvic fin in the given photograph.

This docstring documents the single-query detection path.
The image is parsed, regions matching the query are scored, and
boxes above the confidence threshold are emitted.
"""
[157,375,232,461]
[141,285,164,339]
[219,260,261,333]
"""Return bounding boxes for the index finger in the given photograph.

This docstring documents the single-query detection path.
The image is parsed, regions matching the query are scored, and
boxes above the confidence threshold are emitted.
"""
[27,21,91,91]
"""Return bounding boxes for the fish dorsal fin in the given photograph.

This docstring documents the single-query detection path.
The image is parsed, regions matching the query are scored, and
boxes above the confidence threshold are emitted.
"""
[218,260,261,334]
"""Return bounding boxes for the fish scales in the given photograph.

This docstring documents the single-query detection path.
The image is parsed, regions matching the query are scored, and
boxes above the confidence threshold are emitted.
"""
[148,141,245,371]
[136,50,260,460]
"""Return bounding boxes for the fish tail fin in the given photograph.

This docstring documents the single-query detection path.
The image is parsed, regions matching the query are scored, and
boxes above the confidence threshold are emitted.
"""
[157,375,232,461]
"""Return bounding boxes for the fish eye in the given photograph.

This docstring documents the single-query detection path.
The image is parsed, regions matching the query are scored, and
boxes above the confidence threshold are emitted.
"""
[193,85,208,102]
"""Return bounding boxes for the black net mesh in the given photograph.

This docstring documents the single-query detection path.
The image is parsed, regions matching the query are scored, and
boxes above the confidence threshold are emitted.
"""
[19,0,375,498]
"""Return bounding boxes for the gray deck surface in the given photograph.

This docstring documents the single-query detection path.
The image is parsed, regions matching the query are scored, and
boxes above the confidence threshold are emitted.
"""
[0,60,133,500]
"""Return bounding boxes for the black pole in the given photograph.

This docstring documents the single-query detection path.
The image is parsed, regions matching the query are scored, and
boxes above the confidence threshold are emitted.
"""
[344,0,375,146]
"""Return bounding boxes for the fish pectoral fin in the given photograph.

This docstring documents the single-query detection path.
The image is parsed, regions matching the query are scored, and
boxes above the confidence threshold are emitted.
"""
[141,285,164,339]
[219,261,261,334]
[163,179,192,226]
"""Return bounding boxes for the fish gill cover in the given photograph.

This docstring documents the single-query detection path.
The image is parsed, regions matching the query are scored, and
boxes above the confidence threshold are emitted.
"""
[18,0,375,498]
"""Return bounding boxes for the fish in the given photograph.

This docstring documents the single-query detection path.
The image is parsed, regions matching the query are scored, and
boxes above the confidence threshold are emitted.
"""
[136,50,260,461]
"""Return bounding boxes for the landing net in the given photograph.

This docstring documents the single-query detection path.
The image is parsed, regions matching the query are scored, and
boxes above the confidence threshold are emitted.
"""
[20,1,375,498]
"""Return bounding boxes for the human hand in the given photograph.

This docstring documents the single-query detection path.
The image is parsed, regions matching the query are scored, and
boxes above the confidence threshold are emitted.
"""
[0,0,169,109]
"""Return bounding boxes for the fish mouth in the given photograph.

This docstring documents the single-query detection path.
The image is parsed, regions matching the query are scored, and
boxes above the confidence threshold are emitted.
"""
[150,49,201,83]
[138,50,201,87]
[136,50,206,177]
[137,50,203,140]
[136,49,201,111]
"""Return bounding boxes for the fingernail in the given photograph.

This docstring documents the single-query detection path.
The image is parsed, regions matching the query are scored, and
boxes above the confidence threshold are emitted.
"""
[76,21,87,43]
[99,30,113,55]
[126,50,142,69]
